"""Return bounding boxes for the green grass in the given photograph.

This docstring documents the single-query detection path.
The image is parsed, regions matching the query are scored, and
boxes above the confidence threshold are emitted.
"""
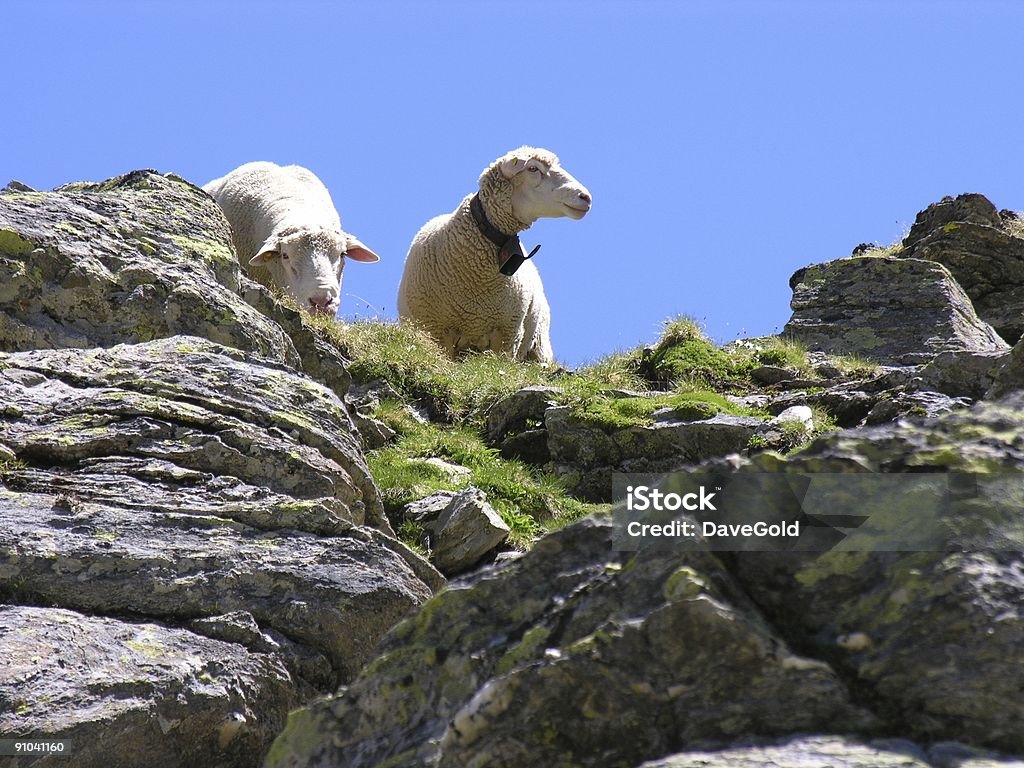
[826,353,880,379]
[632,317,757,389]
[303,315,862,553]
[569,389,757,431]
[369,401,596,549]
[856,241,905,258]
[321,318,652,429]
[751,337,812,373]
[0,455,27,481]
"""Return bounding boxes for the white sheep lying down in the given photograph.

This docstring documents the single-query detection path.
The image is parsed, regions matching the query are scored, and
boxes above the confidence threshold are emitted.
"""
[397,147,592,364]
[203,161,378,315]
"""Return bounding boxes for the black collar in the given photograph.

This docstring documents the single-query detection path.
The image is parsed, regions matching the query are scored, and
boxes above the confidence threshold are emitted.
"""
[470,193,514,247]
[469,193,540,276]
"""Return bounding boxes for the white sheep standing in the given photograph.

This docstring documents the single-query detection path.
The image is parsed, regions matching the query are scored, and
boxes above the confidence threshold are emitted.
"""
[203,161,379,314]
[397,147,592,364]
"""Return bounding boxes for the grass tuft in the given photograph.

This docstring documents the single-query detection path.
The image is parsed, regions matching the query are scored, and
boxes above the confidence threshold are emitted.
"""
[367,402,596,549]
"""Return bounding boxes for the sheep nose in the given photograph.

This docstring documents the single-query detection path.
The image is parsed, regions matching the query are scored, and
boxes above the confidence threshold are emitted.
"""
[308,292,337,314]
[577,190,592,205]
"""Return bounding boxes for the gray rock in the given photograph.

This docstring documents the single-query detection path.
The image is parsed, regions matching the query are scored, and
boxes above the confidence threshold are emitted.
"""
[928,741,1024,768]
[901,193,1024,344]
[0,605,295,768]
[0,170,299,365]
[238,277,354,401]
[814,361,845,379]
[771,405,814,428]
[613,414,762,465]
[0,336,384,532]
[189,611,281,654]
[767,367,922,428]
[485,385,562,443]
[989,336,1024,398]
[498,427,550,464]
[265,515,873,768]
[0,169,449,767]
[3,180,36,192]
[546,406,762,501]
[349,408,397,450]
[751,364,794,385]
[346,377,404,410]
[863,390,973,425]
[637,735,932,768]
[546,405,623,470]
[406,488,510,575]
[917,349,1010,399]
[749,405,815,453]
[405,489,460,521]
[267,394,1024,768]
[707,393,1024,753]
[784,256,1009,364]
[0,338,443,694]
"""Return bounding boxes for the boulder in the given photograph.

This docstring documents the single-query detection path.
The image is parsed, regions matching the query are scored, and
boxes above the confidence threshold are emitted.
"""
[546,406,761,501]
[0,171,297,364]
[265,517,873,768]
[637,735,1024,768]
[485,385,562,443]
[709,393,1024,753]
[988,335,1024,398]
[784,256,1009,365]
[901,193,1024,344]
[267,393,1024,766]
[917,348,1010,399]
[637,735,932,768]
[405,488,510,575]
[0,605,295,768]
[0,338,442,691]
[0,168,446,766]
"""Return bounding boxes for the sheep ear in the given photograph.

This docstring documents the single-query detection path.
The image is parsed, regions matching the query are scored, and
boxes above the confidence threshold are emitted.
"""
[250,237,279,265]
[344,235,380,263]
[499,157,529,179]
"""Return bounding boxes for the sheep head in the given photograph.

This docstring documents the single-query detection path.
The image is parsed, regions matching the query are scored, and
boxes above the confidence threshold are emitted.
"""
[251,226,379,315]
[484,147,592,225]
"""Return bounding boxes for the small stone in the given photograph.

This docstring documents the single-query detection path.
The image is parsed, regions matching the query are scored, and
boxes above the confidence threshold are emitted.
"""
[408,488,510,576]
[486,385,562,443]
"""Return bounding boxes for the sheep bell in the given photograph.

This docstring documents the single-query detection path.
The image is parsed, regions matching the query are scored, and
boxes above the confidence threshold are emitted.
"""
[498,238,541,276]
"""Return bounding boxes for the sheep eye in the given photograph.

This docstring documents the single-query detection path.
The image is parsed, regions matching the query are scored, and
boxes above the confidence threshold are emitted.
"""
[280,253,290,260]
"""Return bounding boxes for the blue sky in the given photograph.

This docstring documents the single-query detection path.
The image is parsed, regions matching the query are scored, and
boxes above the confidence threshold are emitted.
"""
[5,1,1022,366]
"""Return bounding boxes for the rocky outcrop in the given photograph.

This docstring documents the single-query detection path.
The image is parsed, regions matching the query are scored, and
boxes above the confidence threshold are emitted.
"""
[990,334,1024,398]
[638,736,1023,768]
[0,172,296,363]
[900,193,1024,344]
[0,173,441,767]
[547,406,761,501]
[266,517,874,768]
[784,256,1009,365]
[706,397,1024,754]
[0,337,442,685]
[0,605,295,768]
[267,393,1024,767]
[5,173,1024,767]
